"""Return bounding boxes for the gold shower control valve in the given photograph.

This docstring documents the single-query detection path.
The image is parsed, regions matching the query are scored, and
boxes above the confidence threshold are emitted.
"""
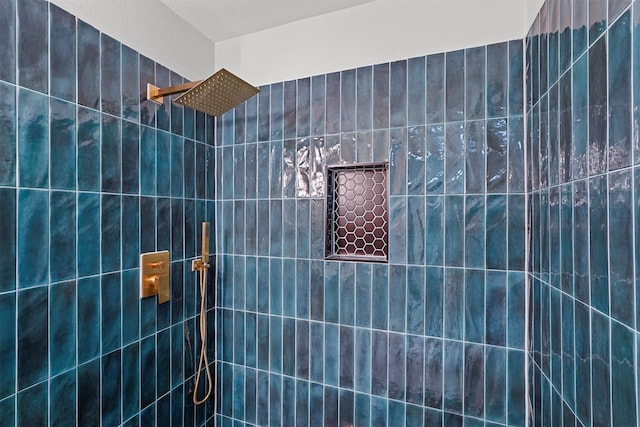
[140,251,170,304]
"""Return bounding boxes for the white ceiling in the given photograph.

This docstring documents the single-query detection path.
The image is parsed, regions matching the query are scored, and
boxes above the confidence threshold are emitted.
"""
[159,0,377,43]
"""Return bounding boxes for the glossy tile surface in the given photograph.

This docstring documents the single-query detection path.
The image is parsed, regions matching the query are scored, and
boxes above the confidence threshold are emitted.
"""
[527,0,640,425]
[0,2,215,426]
[215,40,527,427]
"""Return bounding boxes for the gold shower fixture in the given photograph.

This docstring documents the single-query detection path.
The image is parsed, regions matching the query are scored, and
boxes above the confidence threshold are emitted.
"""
[147,68,260,117]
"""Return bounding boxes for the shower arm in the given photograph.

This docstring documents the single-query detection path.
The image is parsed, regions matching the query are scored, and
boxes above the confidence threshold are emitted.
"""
[147,81,203,105]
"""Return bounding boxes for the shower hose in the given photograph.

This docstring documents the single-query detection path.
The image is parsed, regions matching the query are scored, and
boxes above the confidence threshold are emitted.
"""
[193,260,212,405]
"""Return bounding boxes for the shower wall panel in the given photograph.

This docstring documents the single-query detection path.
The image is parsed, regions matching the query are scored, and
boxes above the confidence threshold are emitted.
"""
[215,40,528,426]
[0,1,217,425]
[527,0,639,425]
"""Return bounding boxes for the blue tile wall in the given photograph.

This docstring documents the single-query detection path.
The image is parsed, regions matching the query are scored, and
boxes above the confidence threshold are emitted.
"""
[214,41,527,426]
[527,0,640,425]
[0,0,216,425]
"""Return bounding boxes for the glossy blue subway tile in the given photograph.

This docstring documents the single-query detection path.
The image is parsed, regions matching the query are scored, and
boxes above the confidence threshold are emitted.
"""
[589,36,608,175]
[77,20,100,108]
[406,196,426,265]
[445,123,464,193]
[270,82,284,140]
[122,121,139,194]
[444,196,464,267]
[0,189,16,292]
[424,340,443,409]
[339,262,355,325]
[353,328,371,394]
[445,50,464,122]
[77,106,100,191]
[560,295,575,410]
[609,170,634,327]
[0,293,16,399]
[17,190,48,288]
[0,0,16,84]
[425,267,443,338]
[560,184,573,294]
[507,350,526,425]
[156,131,170,196]
[256,85,270,142]
[139,55,155,127]
[370,65,389,132]
[77,277,101,363]
[183,106,195,141]
[443,268,463,340]
[18,0,47,93]
[283,80,297,138]
[170,135,184,198]
[487,119,508,192]
[574,302,591,425]
[0,82,16,186]
[76,192,100,278]
[170,199,184,261]
[257,314,270,371]
[389,196,407,263]
[121,269,139,345]
[50,369,76,426]
[49,280,76,372]
[464,343,484,418]
[16,379,46,427]
[101,272,121,354]
[102,349,122,427]
[170,72,184,137]
[465,121,485,194]
[507,272,526,349]
[50,191,75,282]
[443,340,463,413]
[464,269,484,343]
[390,60,407,127]
[403,335,423,405]
[465,195,485,269]
[17,286,48,390]
[295,380,308,426]
[257,257,269,313]
[324,323,339,388]
[426,53,445,124]
[371,330,388,397]
[50,98,76,190]
[509,40,524,116]
[425,195,444,265]
[571,47,588,179]
[18,88,48,188]
[101,194,121,273]
[486,195,507,269]
[140,335,156,409]
[407,126,426,195]
[609,11,632,171]
[156,68,173,129]
[78,358,100,425]
[487,43,508,118]
[121,45,139,121]
[591,309,611,426]
[559,74,572,185]
[156,329,170,397]
[49,4,75,102]
[309,76,325,136]
[611,321,636,425]
[101,34,121,116]
[101,114,122,193]
[269,141,282,199]
[407,57,426,126]
[465,47,485,121]
[309,321,323,382]
[485,346,506,424]
[486,271,507,346]
[589,175,609,313]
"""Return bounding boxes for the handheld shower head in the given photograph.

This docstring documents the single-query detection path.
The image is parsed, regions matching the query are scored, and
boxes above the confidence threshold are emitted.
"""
[201,222,210,264]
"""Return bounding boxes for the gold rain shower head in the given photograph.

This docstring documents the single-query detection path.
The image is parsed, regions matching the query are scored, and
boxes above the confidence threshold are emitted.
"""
[147,68,260,117]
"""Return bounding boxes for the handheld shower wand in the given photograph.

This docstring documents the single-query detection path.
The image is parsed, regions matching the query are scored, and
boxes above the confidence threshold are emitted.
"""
[192,222,213,405]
